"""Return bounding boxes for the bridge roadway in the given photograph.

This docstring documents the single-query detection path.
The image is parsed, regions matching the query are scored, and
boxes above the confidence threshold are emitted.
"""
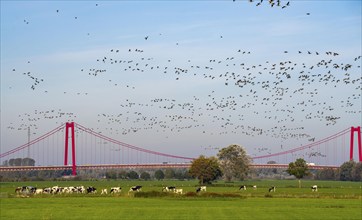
[0,163,338,172]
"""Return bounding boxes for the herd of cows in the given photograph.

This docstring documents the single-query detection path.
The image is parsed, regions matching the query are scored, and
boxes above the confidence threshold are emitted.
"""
[14,184,319,196]
[15,185,143,195]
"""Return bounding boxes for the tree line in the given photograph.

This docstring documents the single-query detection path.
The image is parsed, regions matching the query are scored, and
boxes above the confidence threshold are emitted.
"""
[0,168,192,182]
[315,160,362,181]
[2,158,35,166]
[189,145,361,184]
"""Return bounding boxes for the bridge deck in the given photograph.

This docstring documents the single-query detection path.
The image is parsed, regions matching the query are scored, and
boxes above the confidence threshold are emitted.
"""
[0,163,338,172]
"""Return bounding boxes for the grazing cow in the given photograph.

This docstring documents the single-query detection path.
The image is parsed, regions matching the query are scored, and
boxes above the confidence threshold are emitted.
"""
[253,185,257,190]
[62,187,71,194]
[311,185,318,192]
[58,187,65,194]
[29,186,37,194]
[268,186,276,192]
[239,185,247,190]
[16,186,27,194]
[76,186,86,194]
[51,186,61,194]
[110,187,122,194]
[101,189,108,195]
[162,186,176,192]
[43,187,52,194]
[70,187,77,193]
[15,187,22,194]
[196,186,207,193]
[129,186,142,192]
[35,189,43,194]
[63,186,76,194]
[174,189,183,194]
[18,186,36,194]
[86,186,97,194]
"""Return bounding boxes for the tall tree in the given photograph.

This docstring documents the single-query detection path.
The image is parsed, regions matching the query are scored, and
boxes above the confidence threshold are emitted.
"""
[217,144,251,181]
[154,170,165,180]
[339,160,356,181]
[22,158,35,166]
[2,160,8,166]
[189,155,222,184]
[287,158,309,188]
[105,170,117,179]
[8,159,15,166]
[351,162,362,181]
[140,171,151,180]
[14,158,22,166]
[127,171,139,179]
[316,168,337,180]
[164,168,175,179]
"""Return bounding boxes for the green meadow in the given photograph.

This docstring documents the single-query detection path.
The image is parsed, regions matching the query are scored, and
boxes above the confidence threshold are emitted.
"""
[1,180,361,220]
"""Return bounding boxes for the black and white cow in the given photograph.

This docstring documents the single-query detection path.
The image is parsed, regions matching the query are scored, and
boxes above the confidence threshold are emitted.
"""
[63,186,77,194]
[174,189,183,194]
[101,189,108,195]
[51,186,61,194]
[35,189,43,194]
[239,185,247,190]
[129,186,142,192]
[15,187,22,194]
[162,186,176,192]
[16,186,36,194]
[311,185,318,192]
[86,186,97,194]
[21,186,37,194]
[43,187,52,194]
[196,186,207,193]
[268,186,276,192]
[76,186,86,194]
[110,187,122,194]
[29,186,37,194]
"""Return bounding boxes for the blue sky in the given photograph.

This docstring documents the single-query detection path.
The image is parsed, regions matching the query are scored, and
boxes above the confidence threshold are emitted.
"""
[1,0,361,165]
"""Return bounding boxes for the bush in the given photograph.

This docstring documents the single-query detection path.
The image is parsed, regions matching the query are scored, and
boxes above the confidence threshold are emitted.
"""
[201,192,241,198]
[185,192,197,197]
[133,191,172,198]
[264,194,273,198]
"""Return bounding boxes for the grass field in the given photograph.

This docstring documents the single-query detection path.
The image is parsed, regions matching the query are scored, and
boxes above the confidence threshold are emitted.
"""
[1,180,361,220]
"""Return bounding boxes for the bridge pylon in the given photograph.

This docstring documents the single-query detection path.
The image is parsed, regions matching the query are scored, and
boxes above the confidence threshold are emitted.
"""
[350,126,362,162]
[64,122,76,175]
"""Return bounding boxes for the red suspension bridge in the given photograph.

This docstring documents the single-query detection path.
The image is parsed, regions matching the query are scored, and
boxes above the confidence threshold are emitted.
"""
[0,122,361,176]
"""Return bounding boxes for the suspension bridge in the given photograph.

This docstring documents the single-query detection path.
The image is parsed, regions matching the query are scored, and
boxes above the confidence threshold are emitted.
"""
[0,122,361,175]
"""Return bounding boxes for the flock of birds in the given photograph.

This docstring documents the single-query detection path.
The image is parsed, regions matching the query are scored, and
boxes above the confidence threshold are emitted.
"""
[7,110,77,134]
[236,0,293,10]
[4,1,361,160]
[80,48,361,138]
[10,48,361,145]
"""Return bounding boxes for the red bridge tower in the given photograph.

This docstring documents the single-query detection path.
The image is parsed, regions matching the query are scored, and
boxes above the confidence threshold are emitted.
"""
[64,122,76,175]
[350,126,362,162]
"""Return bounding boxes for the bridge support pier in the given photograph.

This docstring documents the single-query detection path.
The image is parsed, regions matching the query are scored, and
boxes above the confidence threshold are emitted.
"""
[350,126,362,162]
[64,122,76,176]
